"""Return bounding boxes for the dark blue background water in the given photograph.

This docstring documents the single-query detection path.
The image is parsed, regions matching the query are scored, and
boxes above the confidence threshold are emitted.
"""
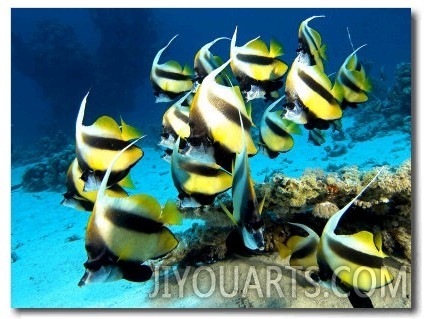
[11,8,411,149]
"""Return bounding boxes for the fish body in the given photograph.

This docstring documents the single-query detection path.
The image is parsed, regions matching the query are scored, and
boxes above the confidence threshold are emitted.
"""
[333,45,372,108]
[283,54,343,129]
[194,37,230,80]
[276,222,320,268]
[160,91,192,150]
[229,104,265,251]
[170,137,233,208]
[150,35,194,103]
[230,27,288,101]
[297,15,327,71]
[75,92,143,191]
[317,168,394,292]
[259,96,301,158]
[79,137,182,286]
[188,58,257,156]
[62,158,128,211]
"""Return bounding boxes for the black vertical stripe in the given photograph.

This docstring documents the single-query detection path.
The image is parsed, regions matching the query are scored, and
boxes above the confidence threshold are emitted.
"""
[339,72,363,93]
[327,236,384,269]
[264,116,290,138]
[105,207,163,234]
[236,53,275,66]
[82,133,132,151]
[297,69,337,105]
[208,91,252,131]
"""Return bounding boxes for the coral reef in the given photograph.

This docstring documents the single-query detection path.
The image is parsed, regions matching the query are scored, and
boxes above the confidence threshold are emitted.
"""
[151,161,411,269]
[20,142,75,192]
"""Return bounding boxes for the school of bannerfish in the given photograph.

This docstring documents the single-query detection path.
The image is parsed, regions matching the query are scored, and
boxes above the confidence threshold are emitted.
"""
[61,16,392,308]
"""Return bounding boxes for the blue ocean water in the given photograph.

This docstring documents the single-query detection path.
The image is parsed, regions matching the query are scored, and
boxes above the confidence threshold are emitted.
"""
[10,8,411,309]
[11,8,410,147]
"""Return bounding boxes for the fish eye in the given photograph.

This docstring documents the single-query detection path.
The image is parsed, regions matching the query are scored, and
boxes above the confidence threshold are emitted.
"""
[284,102,295,110]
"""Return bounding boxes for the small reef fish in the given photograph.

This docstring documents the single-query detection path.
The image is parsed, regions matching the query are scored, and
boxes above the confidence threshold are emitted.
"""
[160,91,193,151]
[194,37,230,81]
[317,168,393,294]
[275,222,319,268]
[230,27,288,101]
[333,44,372,108]
[79,137,182,286]
[150,34,194,103]
[297,15,327,71]
[188,58,257,156]
[75,92,143,191]
[62,158,128,212]
[259,96,302,158]
[222,106,265,251]
[170,137,233,208]
[283,51,343,130]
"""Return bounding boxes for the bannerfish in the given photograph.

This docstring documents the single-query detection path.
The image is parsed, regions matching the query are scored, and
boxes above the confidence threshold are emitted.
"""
[259,96,302,158]
[275,222,320,268]
[230,27,288,101]
[150,34,194,103]
[170,137,233,208]
[283,52,343,130]
[79,136,182,286]
[333,44,372,109]
[222,106,265,251]
[194,37,230,81]
[188,58,257,156]
[75,91,143,192]
[62,158,128,212]
[160,91,193,151]
[297,15,327,71]
[317,168,394,294]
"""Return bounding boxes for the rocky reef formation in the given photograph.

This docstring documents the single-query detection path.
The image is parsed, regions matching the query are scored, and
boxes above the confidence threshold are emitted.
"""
[17,132,75,192]
[153,160,411,269]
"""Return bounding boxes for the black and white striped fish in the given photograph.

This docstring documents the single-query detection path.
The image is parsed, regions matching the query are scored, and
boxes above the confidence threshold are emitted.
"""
[275,222,320,268]
[170,137,232,208]
[230,27,288,101]
[62,158,128,212]
[150,35,194,103]
[79,137,182,286]
[297,15,327,71]
[188,58,257,156]
[283,53,343,130]
[317,168,394,293]
[194,37,230,81]
[75,92,143,192]
[259,96,301,158]
[333,44,372,109]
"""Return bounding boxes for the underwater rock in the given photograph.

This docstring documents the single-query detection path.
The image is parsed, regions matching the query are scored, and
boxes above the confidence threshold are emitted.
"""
[21,143,75,192]
[324,144,348,157]
[387,62,411,116]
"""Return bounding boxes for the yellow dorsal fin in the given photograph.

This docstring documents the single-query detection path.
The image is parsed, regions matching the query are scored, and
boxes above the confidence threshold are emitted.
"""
[319,43,327,61]
[127,193,161,221]
[269,38,284,57]
[120,117,143,141]
[245,38,269,55]
[182,64,194,76]
[117,173,135,189]
[162,200,183,225]
[93,116,122,137]
[220,202,238,226]
[163,60,183,72]
[275,240,291,259]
